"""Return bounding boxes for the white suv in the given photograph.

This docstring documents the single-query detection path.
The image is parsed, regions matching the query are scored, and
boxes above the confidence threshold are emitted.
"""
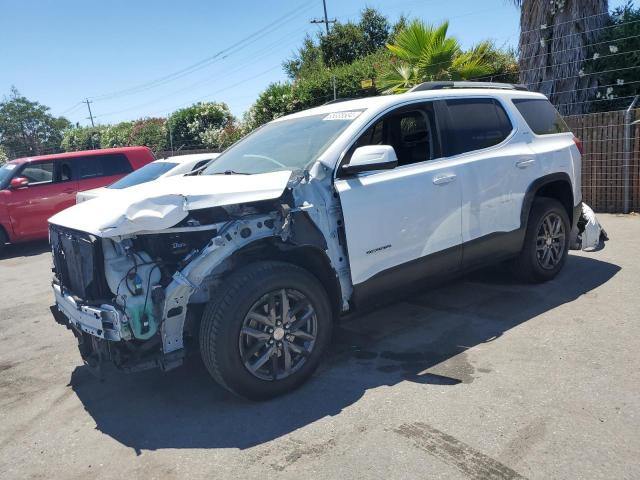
[49,82,586,399]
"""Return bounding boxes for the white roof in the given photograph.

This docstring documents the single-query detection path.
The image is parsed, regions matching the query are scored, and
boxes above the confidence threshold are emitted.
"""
[275,88,547,122]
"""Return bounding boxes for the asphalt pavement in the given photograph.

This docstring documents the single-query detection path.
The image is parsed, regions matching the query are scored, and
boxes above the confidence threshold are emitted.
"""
[0,214,638,479]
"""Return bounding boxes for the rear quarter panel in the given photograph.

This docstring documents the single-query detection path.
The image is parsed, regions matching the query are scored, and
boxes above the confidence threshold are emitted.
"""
[127,148,155,169]
[527,132,580,206]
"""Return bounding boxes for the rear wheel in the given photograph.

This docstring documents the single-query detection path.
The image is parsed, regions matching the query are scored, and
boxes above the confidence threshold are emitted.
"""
[513,198,570,283]
[199,261,332,400]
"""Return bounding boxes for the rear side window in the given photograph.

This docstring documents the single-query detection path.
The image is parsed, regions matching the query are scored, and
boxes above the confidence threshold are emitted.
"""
[73,154,132,179]
[512,99,570,135]
[444,98,513,156]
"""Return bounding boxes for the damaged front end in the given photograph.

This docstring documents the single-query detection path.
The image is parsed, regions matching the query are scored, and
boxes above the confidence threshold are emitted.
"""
[49,169,350,375]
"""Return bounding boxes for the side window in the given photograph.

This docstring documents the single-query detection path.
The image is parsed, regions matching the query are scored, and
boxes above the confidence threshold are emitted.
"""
[349,103,440,167]
[74,156,103,179]
[57,160,74,182]
[100,154,133,176]
[73,154,132,180]
[444,98,513,156]
[512,98,570,135]
[20,162,54,186]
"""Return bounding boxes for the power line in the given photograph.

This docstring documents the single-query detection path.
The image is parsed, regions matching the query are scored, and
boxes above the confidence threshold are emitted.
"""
[93,23,311,120]
[87,1,316,102]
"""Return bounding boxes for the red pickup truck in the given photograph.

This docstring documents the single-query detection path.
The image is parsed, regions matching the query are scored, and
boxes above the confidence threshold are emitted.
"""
[0,147,155,252]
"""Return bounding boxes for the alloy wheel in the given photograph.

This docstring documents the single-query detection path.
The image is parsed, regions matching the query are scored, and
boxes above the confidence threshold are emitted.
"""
[536,212,566,270]
[239,289,317,381]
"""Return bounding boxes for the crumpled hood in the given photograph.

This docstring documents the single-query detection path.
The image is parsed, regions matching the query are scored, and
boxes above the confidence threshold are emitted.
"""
[49,170,292,237]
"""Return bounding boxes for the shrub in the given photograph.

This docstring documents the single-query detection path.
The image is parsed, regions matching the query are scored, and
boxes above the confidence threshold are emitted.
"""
[101,121,134,148]
[129,118,167,153]
[60,126,104,151]
[168,102,234,148]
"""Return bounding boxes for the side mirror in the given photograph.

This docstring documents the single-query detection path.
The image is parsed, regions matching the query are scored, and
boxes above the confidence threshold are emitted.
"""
[10,177,29,189]
[341,145,398,175]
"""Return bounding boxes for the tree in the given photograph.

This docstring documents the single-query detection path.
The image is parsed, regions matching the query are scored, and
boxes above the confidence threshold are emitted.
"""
[244,83,299,130]
[359,7,391,55]
[320,22,367,67]
[284,8,390,79]
[101,121,134,148]
[129,118,167,153]
[585,1,640,111]
[283,35,324,80]
[378,21,494,93]
[60,125,104,151]
[0,87,71,158]
[167,102,234,149]
[0,145,7,165]
[511,0,609,114]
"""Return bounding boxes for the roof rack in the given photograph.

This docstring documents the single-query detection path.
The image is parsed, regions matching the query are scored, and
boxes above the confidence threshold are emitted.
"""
[409,81,529,92]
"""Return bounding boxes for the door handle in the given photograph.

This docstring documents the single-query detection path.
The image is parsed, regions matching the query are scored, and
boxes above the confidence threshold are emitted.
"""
[62,189,75,194]
[516,158,536,169]
[432,173,457,185]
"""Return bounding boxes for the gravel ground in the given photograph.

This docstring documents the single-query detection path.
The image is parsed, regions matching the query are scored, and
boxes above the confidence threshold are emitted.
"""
[0,214,638,480]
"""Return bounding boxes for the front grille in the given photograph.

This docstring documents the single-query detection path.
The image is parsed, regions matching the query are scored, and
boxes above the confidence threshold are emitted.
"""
[50,225,110,302]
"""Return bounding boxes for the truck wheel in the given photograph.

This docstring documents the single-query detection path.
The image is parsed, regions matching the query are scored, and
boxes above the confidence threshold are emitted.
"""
[199,261,333,400]
[513,197,570,283]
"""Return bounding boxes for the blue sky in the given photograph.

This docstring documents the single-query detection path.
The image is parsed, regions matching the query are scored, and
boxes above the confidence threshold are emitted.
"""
[0,0,628,125]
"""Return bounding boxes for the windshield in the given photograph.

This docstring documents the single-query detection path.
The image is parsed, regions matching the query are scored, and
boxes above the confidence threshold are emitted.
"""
[108,161,178,189]
[0,163,18,190]
[202,111,363,175]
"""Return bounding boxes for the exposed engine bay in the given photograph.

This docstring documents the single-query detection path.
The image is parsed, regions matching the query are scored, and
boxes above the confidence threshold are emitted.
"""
[49,168,352,374]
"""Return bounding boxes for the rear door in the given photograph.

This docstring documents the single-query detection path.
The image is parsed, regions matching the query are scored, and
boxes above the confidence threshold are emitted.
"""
[74,153,133,192]
[5,160,78,240]
[335,101,463,295]
[438,97,540,267]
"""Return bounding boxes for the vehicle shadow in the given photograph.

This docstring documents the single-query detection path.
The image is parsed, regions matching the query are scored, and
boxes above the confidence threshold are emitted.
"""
[0,240,49,259]
[69,254,619,454]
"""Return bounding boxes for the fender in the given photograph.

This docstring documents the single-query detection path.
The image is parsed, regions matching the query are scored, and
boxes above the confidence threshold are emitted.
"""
[520,172,574,230]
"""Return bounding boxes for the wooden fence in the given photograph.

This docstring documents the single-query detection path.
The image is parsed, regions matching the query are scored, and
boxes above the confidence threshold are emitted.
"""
[565,108,639,213]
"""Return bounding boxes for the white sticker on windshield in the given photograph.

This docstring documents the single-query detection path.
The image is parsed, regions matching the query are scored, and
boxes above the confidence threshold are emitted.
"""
[323,111,361,121]
[4,163,16,170]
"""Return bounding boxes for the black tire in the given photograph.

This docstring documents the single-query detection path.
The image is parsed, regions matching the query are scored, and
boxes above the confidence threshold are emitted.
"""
[513,197,570,283]
[199,261,333,400]
[0,228,7,258]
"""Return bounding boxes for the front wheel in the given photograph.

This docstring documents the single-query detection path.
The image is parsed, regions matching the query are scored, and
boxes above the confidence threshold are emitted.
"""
[199,261,333,400]
[512,198,570,283]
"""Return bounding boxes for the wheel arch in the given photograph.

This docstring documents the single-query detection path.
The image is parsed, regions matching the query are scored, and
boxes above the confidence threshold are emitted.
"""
[521,173,575,230]
[225,238,342,320]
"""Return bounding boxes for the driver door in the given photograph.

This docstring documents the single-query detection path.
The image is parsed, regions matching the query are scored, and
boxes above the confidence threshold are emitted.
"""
[7,160,78,240]
[334,102,463,299]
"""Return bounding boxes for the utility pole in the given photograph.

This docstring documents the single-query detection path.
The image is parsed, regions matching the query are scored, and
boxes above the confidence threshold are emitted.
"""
[310,0,337,100]
[84,98,95,127]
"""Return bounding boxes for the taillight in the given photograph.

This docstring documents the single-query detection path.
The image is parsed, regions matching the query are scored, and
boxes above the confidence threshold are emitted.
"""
[573,136,584,155]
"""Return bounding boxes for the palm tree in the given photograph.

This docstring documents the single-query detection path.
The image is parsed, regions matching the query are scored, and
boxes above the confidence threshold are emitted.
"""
[378,21,494,94]
[511,0,609,114]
